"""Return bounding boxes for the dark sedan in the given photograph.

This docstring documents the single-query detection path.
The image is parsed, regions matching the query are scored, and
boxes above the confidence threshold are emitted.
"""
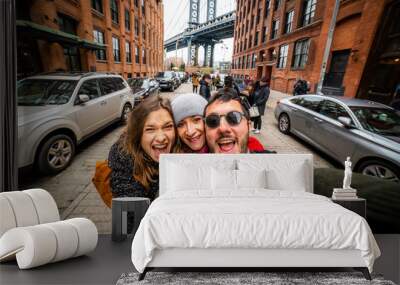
[155,71,179,91]
[127,78,159,104]
[274,95,400,183]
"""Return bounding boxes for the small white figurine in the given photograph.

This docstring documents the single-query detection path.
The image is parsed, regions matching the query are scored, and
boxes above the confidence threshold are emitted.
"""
[343,157,352,189]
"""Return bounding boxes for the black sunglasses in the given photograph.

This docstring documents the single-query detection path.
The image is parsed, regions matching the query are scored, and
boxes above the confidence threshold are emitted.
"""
[205,111,246,129]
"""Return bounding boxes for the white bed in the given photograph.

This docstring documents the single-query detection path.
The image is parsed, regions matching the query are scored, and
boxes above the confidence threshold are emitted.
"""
[131,154,380,280]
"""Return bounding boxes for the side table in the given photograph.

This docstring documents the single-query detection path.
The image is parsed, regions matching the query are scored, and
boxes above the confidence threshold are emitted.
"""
[112,197,150,242]
[331,198,366,219]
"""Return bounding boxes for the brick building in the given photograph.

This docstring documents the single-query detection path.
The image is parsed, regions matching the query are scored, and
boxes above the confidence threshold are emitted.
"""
[16,0,164,79]
[231,0,400,104]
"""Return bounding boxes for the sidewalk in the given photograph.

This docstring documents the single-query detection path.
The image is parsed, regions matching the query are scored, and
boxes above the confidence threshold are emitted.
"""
[48,84,333,234]
[257,89,333,168]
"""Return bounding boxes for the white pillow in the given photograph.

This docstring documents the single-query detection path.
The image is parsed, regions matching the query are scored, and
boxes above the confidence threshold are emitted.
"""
[238,159,309,192]
[236,169,267,189]
[167,163,211,191]
[266,163,307,191]
[211,168,237,190]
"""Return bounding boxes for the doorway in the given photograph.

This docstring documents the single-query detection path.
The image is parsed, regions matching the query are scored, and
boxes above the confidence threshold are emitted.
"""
[64,46,82,71]
[324,50,350,88]
[357,1,400,105]
[257,66,263,79]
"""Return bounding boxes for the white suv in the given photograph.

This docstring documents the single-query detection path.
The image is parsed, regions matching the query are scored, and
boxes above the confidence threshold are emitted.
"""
[17,72,134,174]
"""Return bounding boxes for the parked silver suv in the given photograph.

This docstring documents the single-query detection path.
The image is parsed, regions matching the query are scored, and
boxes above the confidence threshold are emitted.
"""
[18,72,134,174]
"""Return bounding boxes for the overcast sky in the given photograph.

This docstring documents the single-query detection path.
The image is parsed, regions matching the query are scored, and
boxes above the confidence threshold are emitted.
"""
[163,0,236,66]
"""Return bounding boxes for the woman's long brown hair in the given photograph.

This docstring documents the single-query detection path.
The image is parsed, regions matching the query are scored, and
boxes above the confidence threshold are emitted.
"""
[120,95,175,189]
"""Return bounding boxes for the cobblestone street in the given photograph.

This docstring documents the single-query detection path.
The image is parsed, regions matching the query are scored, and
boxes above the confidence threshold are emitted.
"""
[20,83,336,234]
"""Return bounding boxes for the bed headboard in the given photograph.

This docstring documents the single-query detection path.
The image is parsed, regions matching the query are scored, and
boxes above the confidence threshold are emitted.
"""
[159,154,314,195]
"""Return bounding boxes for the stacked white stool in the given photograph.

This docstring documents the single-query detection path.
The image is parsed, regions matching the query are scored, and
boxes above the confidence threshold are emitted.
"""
[0,189,98,269]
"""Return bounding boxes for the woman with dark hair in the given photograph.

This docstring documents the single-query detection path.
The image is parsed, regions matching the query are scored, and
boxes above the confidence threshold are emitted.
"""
[199,74,212,101]
[108,95,176,201]
[249,77,270,134]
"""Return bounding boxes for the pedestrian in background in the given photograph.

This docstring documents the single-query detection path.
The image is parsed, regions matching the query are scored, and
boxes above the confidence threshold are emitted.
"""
[192,73,200,93]
[199,74,212,101]
[293,79,309,95]
[249,77,270,134]
[223,75,240,97]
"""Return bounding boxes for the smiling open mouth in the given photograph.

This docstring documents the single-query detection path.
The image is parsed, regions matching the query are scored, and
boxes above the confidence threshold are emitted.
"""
[217,138,236,153]
[152,144,169,156]
[187,134,202,144]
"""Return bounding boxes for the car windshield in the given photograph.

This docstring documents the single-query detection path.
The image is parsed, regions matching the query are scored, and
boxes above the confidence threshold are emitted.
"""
[141,80,150,89]
[17,79,77,106]
[156,72,173,78]
[350,107,400,136]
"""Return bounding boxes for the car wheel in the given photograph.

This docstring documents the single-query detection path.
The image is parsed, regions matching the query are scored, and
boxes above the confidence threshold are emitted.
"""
[278,113,290,134]
[37,134,75,175]
[121,103,132,123]
[358,159,400,183]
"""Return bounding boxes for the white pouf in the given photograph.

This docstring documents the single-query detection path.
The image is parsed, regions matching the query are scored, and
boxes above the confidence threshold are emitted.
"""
[0,189,98,269]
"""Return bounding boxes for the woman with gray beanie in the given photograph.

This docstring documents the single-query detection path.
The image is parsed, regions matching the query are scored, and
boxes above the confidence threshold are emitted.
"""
[171,93,209,153]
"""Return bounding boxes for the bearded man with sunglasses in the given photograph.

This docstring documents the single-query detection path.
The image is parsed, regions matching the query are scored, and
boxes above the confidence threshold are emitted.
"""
[204,90,274,154]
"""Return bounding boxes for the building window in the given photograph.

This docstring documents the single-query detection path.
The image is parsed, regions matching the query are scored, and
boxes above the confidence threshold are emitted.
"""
[277,44,289,68]
[135,19,139,36]
[134,0,139,7]
[292,39,310,69]
[125,41,131,63]
[58,13,77,35]
[91,0,103,13]
[285,10,294,34]
[125,9,130,31]
[249,35,252,48]
[271,19,279,39]
[135,46,140,63]
[302,0,317,27]
[141,0,145,15]
[254,31,259,46]
[265,0,271,17]
[274,0,281,11]
[256,9,261,24]
[111,0,119,24]
[262,26,268,43]
[252,53,256,68]
[142,24,146,39]
[93,30,106,60]
[112,36,120,62]
[142,49,146,64]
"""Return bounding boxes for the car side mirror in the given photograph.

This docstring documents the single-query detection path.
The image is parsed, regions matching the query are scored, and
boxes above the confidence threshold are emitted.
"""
[78,94,90,104]
[338,116,353,128]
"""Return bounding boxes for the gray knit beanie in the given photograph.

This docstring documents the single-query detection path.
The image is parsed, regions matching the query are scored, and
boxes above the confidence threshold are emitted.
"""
[171,93,208,124]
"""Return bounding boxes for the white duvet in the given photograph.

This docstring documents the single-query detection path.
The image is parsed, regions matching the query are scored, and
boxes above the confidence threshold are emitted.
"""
[131,190,380,273]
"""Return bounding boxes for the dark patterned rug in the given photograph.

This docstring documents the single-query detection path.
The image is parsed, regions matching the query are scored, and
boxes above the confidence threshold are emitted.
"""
[116,271,396,285]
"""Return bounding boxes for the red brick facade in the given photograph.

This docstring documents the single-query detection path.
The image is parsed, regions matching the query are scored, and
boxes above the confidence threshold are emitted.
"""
[20,0,164,78]
[231,0,390,97]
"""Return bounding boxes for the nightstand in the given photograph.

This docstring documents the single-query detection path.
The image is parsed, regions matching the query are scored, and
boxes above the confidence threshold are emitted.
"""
[331,198,366,218]
[112,197,150,242]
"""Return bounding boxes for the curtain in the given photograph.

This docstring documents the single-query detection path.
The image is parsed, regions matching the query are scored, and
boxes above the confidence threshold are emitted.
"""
[0,0,18,192]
